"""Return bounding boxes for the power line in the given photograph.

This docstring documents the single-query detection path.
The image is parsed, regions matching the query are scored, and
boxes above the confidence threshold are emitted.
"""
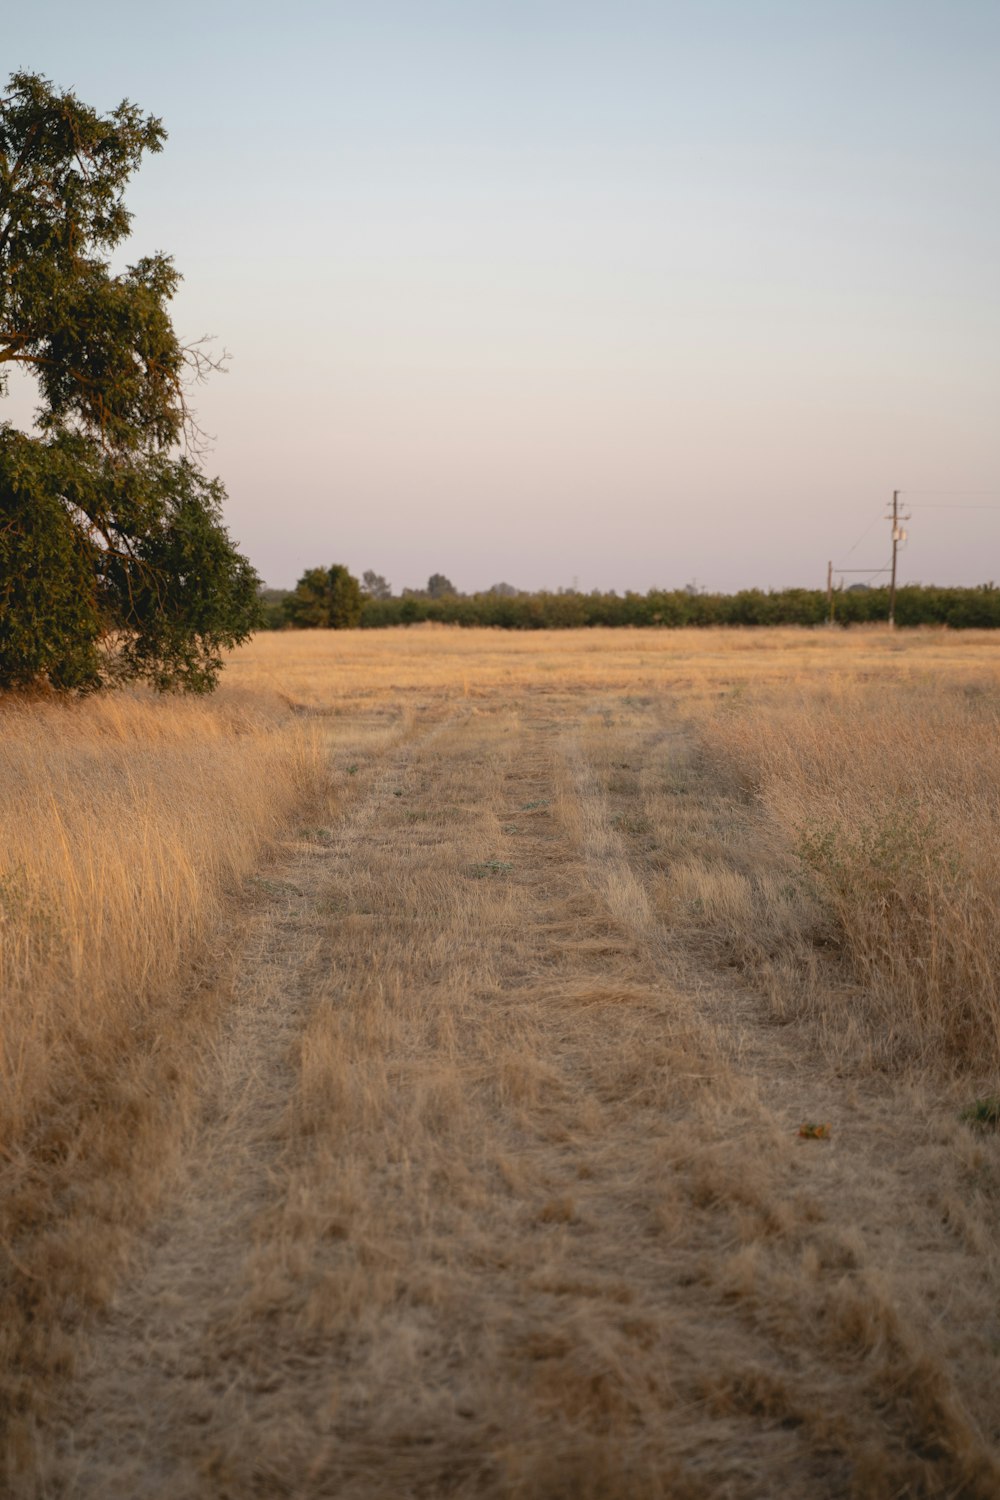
[840,510,885,559]
[827,486,999,628]
[825,558,891,624]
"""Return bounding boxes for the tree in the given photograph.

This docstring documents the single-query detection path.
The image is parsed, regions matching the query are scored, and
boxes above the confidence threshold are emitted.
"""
[427,572,456,599]
[256,585,291,630]
[0,72,260,692]
[361,569,392,600]
[284,564,362,629]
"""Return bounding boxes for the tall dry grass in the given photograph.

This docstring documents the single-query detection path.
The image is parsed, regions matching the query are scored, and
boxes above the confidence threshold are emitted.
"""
[647,673,1000,1070]
[706,680,1000,1068]
[1,687,322,1141]
[0,684,325,1450]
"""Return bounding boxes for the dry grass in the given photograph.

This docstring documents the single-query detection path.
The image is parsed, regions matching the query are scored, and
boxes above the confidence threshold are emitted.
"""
[0,685,327,1467]
[236,625,1000,1068]
[225,620,1000,706]
[1,688,324,1136]
[691,674,1000,1069]
[4,626,1000,1497]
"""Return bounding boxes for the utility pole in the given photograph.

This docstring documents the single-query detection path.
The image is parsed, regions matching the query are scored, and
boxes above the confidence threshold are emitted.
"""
[887,490,909,628]
[827,559,835,625]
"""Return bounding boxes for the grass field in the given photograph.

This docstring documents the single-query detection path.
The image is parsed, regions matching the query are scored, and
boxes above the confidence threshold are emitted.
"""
[3,626,1000,1497]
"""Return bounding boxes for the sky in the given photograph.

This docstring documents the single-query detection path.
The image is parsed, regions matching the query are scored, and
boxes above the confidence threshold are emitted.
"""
[6,2,1000,593]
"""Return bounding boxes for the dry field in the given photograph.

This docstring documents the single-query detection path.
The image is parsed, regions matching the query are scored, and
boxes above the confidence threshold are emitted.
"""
[3,626,1000,1498]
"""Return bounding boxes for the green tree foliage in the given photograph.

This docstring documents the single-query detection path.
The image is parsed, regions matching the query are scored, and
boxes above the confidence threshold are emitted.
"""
[284,564,363,629]
[353,583,1000,631]
[256,586,291,630]
[0,72,259,692]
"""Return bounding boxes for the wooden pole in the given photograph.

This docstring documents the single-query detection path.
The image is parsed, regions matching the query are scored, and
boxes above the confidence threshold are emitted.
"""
[888,490,899,628]
[827,559,835,625]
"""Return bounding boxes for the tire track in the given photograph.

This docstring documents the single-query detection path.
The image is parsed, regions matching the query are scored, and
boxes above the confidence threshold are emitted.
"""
[45,708,456,1497]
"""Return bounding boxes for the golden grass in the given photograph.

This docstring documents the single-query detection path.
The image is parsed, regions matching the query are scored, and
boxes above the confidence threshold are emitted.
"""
[0,684,327,1466]
[226,620,1000,705]
[695,675,1000,1067]
[0,688,324,1136]
[4,625,1000,1497]
[233,624,1000,1066]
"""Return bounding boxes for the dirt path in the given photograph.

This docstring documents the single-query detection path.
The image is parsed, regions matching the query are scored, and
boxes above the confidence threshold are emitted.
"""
[48,697,1000,1498]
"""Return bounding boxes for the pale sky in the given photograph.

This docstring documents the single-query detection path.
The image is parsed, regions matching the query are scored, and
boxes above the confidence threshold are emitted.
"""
[6,2,1000,592]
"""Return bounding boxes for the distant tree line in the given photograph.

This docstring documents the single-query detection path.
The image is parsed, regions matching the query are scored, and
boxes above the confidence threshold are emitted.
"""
[260,570,1000,631]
